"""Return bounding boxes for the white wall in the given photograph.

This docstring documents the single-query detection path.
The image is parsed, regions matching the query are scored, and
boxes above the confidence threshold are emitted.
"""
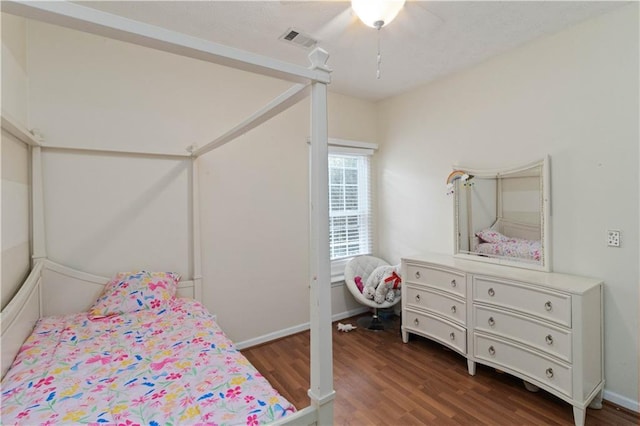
[1,13,28,124]
[1,130,30,309]
[25,21,376,341]
[1,13,30,309]
[40,151,191,278]
[198,92,377,342]
[377,4,639,407]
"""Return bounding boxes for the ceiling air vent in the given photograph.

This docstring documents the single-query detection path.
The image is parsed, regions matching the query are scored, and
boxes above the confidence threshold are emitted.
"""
[279,28,317,49]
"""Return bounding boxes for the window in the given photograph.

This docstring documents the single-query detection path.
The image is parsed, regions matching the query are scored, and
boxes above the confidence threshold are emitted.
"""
[328,140,375,280]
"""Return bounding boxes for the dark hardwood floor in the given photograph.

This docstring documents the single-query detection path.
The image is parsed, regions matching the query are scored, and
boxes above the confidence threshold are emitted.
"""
[242,314,638,426]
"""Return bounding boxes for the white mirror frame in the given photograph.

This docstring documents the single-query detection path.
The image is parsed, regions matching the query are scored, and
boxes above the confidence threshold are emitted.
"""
[453,156,551,272]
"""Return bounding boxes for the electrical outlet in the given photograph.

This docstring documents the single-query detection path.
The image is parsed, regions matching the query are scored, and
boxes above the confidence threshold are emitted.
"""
[607,230,620,247]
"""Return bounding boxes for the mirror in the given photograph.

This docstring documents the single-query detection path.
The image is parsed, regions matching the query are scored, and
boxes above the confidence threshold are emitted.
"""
[452,156,551,271]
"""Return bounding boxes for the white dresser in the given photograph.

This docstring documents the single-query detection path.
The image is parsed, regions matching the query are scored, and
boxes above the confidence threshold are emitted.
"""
[401,253,604,426]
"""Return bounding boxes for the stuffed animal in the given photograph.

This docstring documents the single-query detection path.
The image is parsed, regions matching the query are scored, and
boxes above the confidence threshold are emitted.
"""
[363,264,402,304]
[374,266,402,304]
[362,265,390,300]
[337,322,357,332]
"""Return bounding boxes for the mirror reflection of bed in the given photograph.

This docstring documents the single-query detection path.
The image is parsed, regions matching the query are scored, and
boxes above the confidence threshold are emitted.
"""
[453,157,550,271]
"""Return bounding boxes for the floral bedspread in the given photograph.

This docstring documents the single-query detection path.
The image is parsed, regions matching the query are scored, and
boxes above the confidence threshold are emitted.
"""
[475,238,541,262]
[1,299,295,425]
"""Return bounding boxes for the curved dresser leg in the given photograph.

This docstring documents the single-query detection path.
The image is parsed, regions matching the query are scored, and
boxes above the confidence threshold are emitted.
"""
[401,329,409,344]
[467,359,476,376]
[588,389,604,409]
[523,381,540,392]
[572,406,586,426]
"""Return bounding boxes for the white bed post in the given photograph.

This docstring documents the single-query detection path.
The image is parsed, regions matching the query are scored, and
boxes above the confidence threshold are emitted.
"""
[189,152,203,302]
[31,145,47,265]
[307,47,335,425]
[466,187,473,249]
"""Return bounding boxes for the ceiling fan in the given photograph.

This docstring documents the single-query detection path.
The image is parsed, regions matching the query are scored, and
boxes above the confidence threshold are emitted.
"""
[280,0,443,78]
[280,0,443,40]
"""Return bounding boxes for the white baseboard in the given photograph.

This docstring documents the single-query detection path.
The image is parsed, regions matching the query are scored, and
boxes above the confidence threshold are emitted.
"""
[236,307,369,350]
[604,389,639,413]
[332,306,370,322]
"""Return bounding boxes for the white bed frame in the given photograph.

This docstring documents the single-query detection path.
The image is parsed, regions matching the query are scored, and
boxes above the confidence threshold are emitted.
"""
[0,2,334,424]
[495,217,540,241]
[471,217,541,251]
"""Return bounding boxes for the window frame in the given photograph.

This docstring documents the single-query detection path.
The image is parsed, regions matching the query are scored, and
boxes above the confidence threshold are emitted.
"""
[327,138,377,283]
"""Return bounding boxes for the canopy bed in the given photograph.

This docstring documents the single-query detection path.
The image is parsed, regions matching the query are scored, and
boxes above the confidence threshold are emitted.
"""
[0,1,334,424]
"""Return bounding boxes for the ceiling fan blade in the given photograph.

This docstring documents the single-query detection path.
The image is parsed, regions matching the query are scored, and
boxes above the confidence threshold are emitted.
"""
[312,7,358,42]
[409,0,445,22]
[392,1,444,39]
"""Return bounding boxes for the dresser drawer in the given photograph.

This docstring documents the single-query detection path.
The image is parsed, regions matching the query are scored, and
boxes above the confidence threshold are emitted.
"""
[406,264,465,298]
[474,306,572,362]
[404,309,466,354]
[406,285,466,326]
[473,276,571,327]
[474,333,572,398]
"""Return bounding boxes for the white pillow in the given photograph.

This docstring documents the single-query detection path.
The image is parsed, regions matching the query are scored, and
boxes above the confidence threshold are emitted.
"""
[476,229,509,244]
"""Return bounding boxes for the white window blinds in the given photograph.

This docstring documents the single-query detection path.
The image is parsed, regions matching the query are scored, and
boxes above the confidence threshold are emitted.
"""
[328,148,373,261]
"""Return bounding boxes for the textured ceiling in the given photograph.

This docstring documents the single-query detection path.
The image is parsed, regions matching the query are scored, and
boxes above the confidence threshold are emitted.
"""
[77,1,628,101]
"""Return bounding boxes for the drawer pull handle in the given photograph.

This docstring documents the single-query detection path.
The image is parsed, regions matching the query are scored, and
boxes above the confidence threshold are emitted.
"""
[415,271,421,279]
[415,294,421,302]
[488,317,495,327]
[544,301,553,311]
[488,346,496,356]
[450,305,456,314]
[488,288,495,297]
[449,332,455,340]
[545,334,554,345]
[414,318,419,326]
[451,279,457,288]
[546,368,554,379]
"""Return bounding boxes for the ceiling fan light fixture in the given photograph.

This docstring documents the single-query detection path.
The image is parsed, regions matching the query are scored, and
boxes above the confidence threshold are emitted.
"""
[351,0,406,28]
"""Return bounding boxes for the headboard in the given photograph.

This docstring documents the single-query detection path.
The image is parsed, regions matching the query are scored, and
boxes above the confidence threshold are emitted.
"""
[0,259,199,378]
[495,217,541,241]
[40,260,198,317]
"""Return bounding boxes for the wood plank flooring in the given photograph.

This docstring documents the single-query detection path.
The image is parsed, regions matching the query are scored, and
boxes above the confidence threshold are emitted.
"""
[242,314,638,425]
